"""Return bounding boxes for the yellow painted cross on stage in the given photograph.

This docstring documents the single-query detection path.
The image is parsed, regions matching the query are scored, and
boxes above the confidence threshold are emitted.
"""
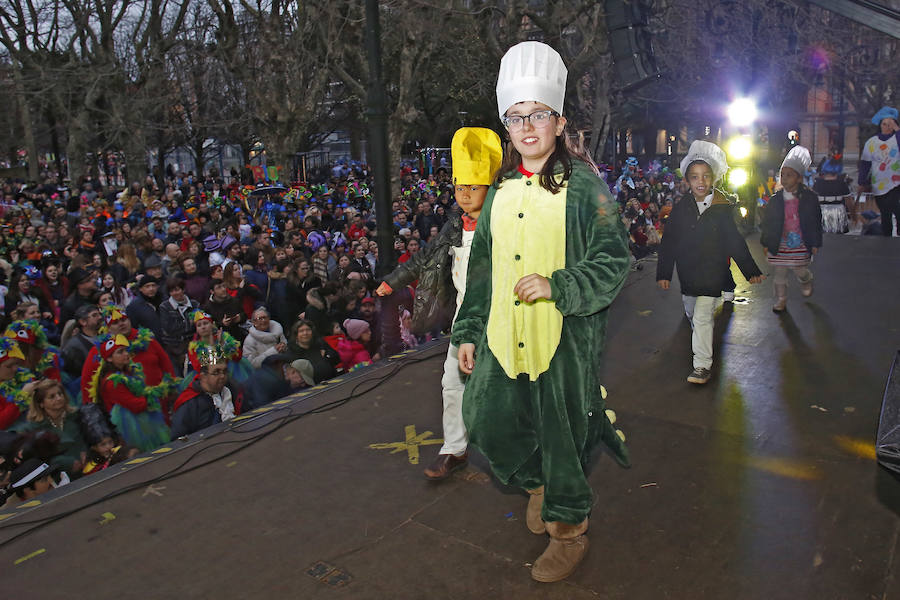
[368,425,443,465]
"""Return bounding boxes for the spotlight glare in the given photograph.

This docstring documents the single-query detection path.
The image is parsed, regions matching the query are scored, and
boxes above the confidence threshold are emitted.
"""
[727,137,753,160]
[739,206,748,218]
[730,168,749,188]
[728,98,758,127]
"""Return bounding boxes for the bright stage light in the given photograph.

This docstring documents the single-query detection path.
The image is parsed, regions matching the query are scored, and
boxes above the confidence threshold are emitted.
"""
[730,168,749,188]
[727,136,753,160]
[739,206,748,218]
[728,98,758,127]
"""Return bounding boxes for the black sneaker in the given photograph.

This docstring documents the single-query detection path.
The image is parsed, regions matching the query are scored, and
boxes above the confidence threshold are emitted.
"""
[687,367,711,384]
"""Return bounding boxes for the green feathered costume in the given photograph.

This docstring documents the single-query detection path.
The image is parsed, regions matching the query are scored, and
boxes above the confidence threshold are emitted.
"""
[451,161,630,525]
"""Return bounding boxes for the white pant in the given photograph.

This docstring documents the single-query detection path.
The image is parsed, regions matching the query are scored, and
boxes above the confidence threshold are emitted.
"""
[682,295,717,370]
[772,265,812,288]
[439,344,469,456]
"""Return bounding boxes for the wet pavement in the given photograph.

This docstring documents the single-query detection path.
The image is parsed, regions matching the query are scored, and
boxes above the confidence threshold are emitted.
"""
[1,233,898,599]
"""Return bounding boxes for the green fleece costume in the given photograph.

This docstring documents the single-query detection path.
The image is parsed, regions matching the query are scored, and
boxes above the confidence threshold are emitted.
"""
[451,161,631,525]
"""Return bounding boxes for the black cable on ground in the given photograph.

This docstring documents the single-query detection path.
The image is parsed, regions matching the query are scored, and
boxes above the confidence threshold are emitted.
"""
[0,348,446,548]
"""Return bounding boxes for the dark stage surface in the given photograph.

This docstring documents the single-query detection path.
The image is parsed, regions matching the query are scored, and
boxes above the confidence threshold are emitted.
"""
[2,233,899,599]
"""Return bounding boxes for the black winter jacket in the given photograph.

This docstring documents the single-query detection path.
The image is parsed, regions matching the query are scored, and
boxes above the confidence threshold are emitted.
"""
[170,381,239,439]
[760,186,823,254]
[657,191,762,297]
[382,211,462,317]
[126,294,164,341]
[158,297,199,356]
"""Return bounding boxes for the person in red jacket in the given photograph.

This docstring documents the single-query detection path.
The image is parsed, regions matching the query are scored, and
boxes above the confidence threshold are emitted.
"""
[337,319,373,371]
[80,306,176,416]
[0,339,35,430]
[4,319,63,383]
[86,333,170,452]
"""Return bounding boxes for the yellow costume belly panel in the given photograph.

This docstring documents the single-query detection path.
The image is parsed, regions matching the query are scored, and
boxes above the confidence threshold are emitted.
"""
[487,176,567,380]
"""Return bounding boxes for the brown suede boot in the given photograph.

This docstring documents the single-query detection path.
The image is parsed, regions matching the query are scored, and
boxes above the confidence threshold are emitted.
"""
[531,518,589,583]
[526,486,545,534]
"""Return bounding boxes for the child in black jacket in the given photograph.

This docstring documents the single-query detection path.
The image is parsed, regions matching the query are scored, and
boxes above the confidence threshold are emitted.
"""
[657,141,765,384]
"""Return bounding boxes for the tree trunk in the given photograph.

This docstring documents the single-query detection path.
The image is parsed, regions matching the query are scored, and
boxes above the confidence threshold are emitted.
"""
[66,112,91,185]
[589,84,611,162]
[123,133,149,187]
[12,65,39,181]
[45,108,64,179]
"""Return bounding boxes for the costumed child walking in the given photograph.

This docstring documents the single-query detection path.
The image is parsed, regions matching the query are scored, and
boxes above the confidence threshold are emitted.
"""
[376,127,503,480]
[452,42,631,582]
[656,140,765,384]
[760,146,822,312]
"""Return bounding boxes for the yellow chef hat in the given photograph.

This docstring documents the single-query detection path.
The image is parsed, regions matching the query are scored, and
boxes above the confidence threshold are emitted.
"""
[451,127,503,186]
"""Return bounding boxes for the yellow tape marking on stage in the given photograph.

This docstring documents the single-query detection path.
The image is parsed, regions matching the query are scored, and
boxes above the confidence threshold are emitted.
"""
[14,549,45,565]
[17,500,41,509]
[252,406,275,413]
[231,415,253,423]
[125,457,153,465]
[833,435,877,460]
[311,385,328,390]
[152,447,172,454]
[273,398,293,405]
[744,456,821,480]
[330,378,344,383]
[0,513,15,521]
[368,425,444,465]
[389,354,405,359]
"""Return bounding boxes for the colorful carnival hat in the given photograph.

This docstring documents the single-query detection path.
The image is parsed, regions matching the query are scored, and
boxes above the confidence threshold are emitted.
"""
[192,310,213,324]
[5,319,47,347]
[451,128,503,186]
[196,344,227,369]
[871,106,899,126]
[0,337,26,363]
[102,305,128,328]
[99,334,130,361]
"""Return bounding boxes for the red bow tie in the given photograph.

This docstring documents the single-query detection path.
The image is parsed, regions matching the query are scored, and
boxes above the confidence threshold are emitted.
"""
[461,215,478,231]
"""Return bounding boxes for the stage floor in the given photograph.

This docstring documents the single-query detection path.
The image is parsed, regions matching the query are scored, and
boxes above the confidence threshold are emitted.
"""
[2,233,900,599]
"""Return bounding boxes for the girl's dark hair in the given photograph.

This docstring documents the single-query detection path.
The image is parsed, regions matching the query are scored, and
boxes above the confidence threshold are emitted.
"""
[494,128,598,194]
[685,160,713,177]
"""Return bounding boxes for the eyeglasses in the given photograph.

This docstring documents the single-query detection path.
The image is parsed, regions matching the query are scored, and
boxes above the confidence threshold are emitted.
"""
[501,110,559,131]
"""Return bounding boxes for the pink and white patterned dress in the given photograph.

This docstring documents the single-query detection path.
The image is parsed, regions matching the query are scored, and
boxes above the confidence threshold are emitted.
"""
[768,191,811,267]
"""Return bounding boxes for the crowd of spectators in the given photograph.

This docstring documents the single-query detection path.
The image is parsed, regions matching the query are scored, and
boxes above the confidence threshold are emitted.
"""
[0,159,464,506]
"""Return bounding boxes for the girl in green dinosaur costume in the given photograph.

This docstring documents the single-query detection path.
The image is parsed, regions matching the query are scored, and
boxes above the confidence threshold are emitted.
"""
[451,41,631,583]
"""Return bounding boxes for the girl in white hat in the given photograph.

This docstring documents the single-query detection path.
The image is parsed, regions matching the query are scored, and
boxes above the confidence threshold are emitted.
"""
[452,41,630,583]
[760,146,823,312]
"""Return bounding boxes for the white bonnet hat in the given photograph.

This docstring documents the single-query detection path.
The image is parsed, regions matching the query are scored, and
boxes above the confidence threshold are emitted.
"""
[680,140,729,183]
[780,145,812,176]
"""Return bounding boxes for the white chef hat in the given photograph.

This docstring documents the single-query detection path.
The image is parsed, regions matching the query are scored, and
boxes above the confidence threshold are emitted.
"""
[780,145,812,177]
[680,140,729,183]
[496,41,567,118]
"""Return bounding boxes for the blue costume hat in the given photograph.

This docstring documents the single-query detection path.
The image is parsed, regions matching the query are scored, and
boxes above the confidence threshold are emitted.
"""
[871,106,899,126]
[820,158,843,175]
